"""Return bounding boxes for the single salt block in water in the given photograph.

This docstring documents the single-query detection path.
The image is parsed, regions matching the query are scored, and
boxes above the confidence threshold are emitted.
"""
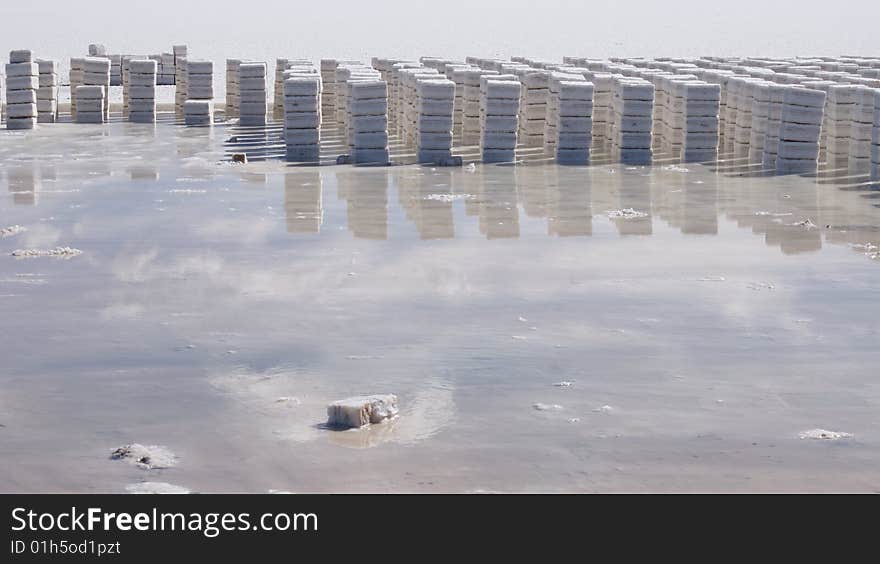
[327,394,398,429]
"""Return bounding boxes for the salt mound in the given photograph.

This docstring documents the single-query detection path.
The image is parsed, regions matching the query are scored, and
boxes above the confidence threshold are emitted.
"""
[606,208,648,219]
[327,394,398,429]
[11,247,83,258]
[533,403,563,411]
[125,482,190,494]
[798,429,853,440]
[111,444,177,469]
[1,225,26,238]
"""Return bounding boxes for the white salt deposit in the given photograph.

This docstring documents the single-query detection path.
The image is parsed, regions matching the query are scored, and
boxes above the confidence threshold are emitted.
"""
[553,381,573,387]
[533,403,563,411]
[327,394,399,429]
[111,444,177,469]
[798,429,853,440]
[1,225,26,238]
[606,208,648,219]
[11,247,83,258]
[125,482,190,494]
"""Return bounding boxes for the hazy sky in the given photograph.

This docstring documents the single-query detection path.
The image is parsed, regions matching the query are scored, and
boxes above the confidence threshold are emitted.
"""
[2,0,878,64]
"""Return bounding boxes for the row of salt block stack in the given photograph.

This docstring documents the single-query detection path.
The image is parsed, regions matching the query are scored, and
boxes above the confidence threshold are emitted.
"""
[824,85,859,167]
[462,68,498,146]
[847,86,876,174]
[799,80,835,162]
[6,50,38,130]
[184,60,213,126]
[399,66,440,144]
[450,66,478,136]
[238,62,268,127]
[347,79,390,164]
[873,89,880,180]
[128,59,157,123]
[320,60,339,127]
[69,58,84,118]
[544,72,588,158]
[584,71,614,151]
[226,59,241,119]
[720,76,746,154]
[652,73,693,154]
[775,86,826,174]
[121,56,142,117]
[732,77,759,159]
[519,70,550,147]
[550,79,594,165]
[610,77,655,165]
[414,77,455,163]
[760,84,787,170]
[174,57,188,116]
[83,57,110,121]
[36,59,58,123]
[747,81,774,165]
[336,64,380,135]
[283,75,322,162]
[75,85,106,124]
[480,75,521,163]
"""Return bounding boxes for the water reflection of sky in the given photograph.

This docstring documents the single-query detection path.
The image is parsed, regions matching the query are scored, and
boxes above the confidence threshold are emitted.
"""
[0,123,878,493]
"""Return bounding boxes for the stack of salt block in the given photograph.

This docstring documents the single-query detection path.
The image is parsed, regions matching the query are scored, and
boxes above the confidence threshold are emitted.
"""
[69,57,85,118]
[824,85,860,166]
[156,52,176,85]
[283,75,322,162]
[6,51,39,130]
[761,83,786,169]
[128,59,157,123]
[75,85,105,124]
[399,67,440,143]
[36,59,58,123]
[611,77,654,165]
[519,70,550,147]
[347,79,389,164]
[873,90,880,180]
[338,65,381,137]
[174,59,188,116]
[732,78,758,159]
[552,79,594,165]
[680,82,721,163]
[392,63,427,135]
[238,62,268,126]
[544,73,588,157]
[226,59,241,119]
[320,59,338,125]
[747,81,772,164]
[847,86,875,173]
[110,55,122,86]
[184,60,213,126]
[450,66,478,135]
[88,44,106,57]
[83,57,111,121]
[776,86,826,174]
[480,76,521,163]
[414,78,455,163]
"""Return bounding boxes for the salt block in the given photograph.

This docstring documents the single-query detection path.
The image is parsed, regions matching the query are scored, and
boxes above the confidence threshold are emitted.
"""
[327,395,399,429]
[10,50,33,63]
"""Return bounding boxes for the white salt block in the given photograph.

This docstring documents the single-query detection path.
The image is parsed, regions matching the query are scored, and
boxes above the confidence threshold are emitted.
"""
[327,395,398,429]
[5,62,38,77]
[6,104,37,118]
[10,50,33,63]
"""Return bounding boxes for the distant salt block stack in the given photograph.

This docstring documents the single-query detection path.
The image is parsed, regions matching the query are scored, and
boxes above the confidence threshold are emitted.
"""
[348,79,390,164]
[732,78,759,159]
[776,86,826,174]
[88,43,107,57]
[128,59,157,123]
[83,57,111,121]
[415,78,455,163]
[480,77,521,163]
[519,71,550,147]
[35,59,58,123]
[872,90,880,180]
[283,75,321,162]
[336,64,379,134]
[552,80,594,165]
[225,59,241,118]
[6,51,39,130]
[461,68,497,145]
[824,85,858,166]
[320,59,338,125]
[183,100,213,126]
[109,54,122,86]
[238,62,268,126]
[155,52,175,85]
[174,58,188,116]
[450,66,476,135]
[327,395,398,429]
[677,82,721,163]
[847,86,875,173]
[761,83,786,169]
[585,72,614,150]
[747,81,772,164]
[185,60,213,125]
[74,85,106,124]
[544,72,587,156]
[69,57,85,118]
[611,78,654,165]
[399,67,440,144]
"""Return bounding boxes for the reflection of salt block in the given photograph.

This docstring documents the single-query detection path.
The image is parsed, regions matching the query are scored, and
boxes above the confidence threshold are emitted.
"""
[327,395,398,429]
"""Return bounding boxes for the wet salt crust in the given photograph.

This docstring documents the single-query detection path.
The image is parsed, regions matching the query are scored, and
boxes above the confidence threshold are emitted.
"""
[1,123,879,493]
[11,247,83,258]
[1,225,26,238]
[799,429,853,440]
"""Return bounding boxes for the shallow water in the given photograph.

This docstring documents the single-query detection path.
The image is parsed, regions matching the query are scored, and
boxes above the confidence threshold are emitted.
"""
[1,120,878,493]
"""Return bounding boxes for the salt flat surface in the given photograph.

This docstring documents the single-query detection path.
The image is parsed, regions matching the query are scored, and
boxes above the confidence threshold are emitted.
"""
[0,122,879,492]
